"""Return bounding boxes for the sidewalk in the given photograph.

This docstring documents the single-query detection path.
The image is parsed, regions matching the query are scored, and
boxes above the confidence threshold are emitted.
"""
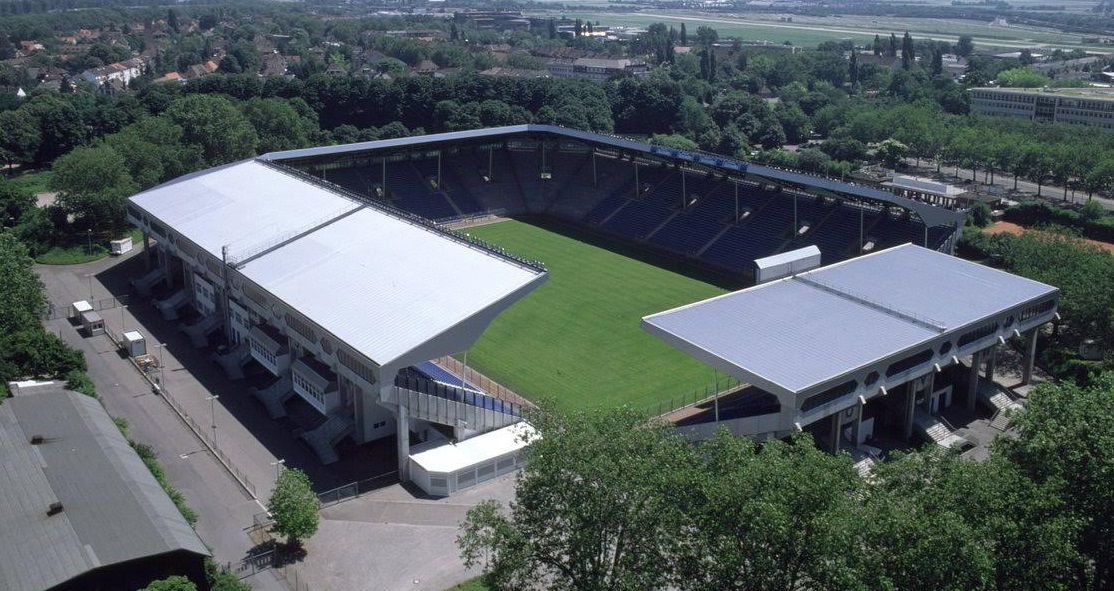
[36,250,287,591]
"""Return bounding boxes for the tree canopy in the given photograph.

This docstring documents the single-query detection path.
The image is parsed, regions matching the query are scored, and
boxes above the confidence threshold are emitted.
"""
[267,468,319,545]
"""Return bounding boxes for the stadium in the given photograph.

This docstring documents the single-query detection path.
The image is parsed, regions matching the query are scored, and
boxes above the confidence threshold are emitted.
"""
[124,124,1057,495]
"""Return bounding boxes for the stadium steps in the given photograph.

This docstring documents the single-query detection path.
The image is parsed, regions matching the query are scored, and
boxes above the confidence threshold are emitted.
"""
[981,386,1023,431]
[155,290,190,321]
[132,266,167,298]
[913,408,968,449]
[645,209,681,241]
[300,415,354,465]
[842,445,878,478]
[211,341,251,381]
[178,314,222,348]
[410,162,464,217]
[251,374,295,419]
[696,224,734,257]
[544,154,593,215]
[597,198,633,227]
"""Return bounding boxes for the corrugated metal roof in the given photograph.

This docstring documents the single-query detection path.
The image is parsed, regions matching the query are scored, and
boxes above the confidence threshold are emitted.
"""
[643,244,1058,395]
[0,387,209,591]
[130,160,361,259]
[237,206,545,367]
[754,245,821,270]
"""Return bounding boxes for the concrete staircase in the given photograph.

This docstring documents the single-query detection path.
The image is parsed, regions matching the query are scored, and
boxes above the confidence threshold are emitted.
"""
[210,341,251,380]
[132,267,166,298]
[300,415,354,465]
[154,290,189,321]
[251,375,294,419]
[979,382,1024,431]
[914,409,969,449]
[179,314,221,348]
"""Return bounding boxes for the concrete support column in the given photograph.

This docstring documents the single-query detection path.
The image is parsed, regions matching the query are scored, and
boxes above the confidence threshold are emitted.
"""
[827,412,841,454]
[396,407,410,481]
[903,381,916,441]
[1022,327,1039,385]
[984,345,998,380]
[967,351,982,411]
[850,400,863,446]
[921,372,936,413]
[142,230,152,270]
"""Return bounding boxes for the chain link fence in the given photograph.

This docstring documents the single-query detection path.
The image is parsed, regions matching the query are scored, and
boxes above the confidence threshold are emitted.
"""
[316,470,399,507]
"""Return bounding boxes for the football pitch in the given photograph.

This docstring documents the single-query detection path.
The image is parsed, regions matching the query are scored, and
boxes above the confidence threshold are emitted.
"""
[463,218,734,412]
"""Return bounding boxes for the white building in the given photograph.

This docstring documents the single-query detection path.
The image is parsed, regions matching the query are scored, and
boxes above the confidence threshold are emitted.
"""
[969,87,1114,129]
[127,154,547,493]
[80,57,145,86]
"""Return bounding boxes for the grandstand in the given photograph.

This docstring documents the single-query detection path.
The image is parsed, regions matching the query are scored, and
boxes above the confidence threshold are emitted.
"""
[126,125,970,494]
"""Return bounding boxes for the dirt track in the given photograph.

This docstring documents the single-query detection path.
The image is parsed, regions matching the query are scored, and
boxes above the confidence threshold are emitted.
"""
[982,221,1114,255]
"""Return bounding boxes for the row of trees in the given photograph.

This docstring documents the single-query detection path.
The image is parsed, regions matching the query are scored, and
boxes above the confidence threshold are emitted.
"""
[460,392,1113,591]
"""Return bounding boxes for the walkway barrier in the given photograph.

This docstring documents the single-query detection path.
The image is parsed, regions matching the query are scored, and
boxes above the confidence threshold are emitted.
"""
[316,470,400,507]
[103,328,259,500]
[645,375,743,418]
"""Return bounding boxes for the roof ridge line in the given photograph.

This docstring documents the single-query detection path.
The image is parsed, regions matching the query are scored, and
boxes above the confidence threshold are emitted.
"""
[792,274,948,333]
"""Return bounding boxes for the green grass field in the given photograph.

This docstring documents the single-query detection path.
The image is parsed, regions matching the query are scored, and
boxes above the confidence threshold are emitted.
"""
[463,219,732,412]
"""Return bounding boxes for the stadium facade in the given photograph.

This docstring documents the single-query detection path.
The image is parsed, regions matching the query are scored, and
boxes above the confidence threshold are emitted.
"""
[128,125,987,492]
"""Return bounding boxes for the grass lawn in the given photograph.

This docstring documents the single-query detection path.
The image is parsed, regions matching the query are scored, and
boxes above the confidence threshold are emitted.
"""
[464,219,731,412]
[35,245,108,265]
[8,170,54,196]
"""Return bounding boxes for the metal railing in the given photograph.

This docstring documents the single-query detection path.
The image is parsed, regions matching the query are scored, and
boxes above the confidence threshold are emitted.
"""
[316,470,399,507]
[106,329,259,500]
[645,375,744,418]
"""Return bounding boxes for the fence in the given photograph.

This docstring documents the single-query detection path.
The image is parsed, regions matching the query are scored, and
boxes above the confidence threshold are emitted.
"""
[106,329,260,500]
[316,470,399,507]
[646,375,744,418]
[433,356,534,409]
[47,295,131,320]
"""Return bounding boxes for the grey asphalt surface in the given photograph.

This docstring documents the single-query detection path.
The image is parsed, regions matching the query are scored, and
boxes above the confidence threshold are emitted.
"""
[36,248,520,591]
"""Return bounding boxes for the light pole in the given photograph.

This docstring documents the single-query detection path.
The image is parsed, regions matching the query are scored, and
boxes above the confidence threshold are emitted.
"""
[206,394,219,447]
[86,229,92,256]
[154,343,166,386]
[84,273,95,302]
[270,459,286,480]
[120,304,127,334]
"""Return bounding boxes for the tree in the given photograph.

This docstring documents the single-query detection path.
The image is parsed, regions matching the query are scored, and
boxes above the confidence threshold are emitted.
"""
[956,35,975,57]
[901,31,915,69]
[674,432,863,591]
[0,109,41,168]
[22,94,86,164]
[165,95,258,167]
[680,22,688,46]
[241,97,319,153]
[997,68,1050,88]
[872,34,883,56]
[51,144,136,234]
[875,138,908,168]
[459,407,695,591]
[888,33,898,58]
[0,232,46,335]
[1000,373,1114,590]
[139,575,196,591]
[267,468,319,546]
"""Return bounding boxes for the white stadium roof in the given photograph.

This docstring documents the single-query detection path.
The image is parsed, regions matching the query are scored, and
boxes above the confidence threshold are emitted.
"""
[238,206,544,368]
[643,244,1059,397]
[129,158,547,370]
[129,160,361,259]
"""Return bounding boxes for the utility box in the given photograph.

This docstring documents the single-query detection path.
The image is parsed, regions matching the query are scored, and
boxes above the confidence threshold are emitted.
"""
[79,311,105,337]
[122,330,146,357]
[754,245,822,284]
[70,300,93,318]
[110,237,134,255]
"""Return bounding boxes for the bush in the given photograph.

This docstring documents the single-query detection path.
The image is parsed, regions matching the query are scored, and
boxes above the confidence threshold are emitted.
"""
[132,441,198,526]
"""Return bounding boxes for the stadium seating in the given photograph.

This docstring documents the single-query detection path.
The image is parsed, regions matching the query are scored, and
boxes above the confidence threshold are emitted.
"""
[325,146,956,278]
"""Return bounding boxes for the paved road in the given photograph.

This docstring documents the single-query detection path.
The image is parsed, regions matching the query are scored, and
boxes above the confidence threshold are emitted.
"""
[36,250,288,591]
[902,159,1114,211]
[36,249,521,591]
